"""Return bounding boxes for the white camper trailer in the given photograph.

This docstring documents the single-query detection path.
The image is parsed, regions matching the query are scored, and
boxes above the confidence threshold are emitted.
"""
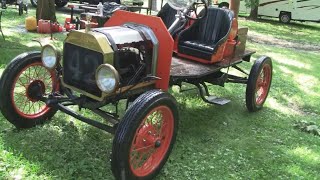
[214,0,320,23]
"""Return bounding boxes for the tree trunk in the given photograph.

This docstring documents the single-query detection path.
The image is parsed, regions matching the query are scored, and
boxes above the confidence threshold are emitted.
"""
[36,0,56,22]
[247,5,258,20]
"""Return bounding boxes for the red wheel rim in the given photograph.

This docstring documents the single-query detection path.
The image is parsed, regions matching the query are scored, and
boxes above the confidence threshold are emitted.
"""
[129,105,174,177]
[10,62,58,119]
[255,64,271,105]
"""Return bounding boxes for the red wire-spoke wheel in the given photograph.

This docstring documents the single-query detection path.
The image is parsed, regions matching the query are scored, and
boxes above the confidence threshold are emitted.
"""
[246,56,273,112]
[12,62,57,118]
[112,90,179,180]
[0,52,59,128]
[129,105,174,177]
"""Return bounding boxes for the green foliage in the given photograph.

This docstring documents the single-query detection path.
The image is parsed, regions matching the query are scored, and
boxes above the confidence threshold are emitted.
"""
[0,6,320,180]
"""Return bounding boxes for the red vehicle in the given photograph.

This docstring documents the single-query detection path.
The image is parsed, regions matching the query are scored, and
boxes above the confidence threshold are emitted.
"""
[0,0,272,179]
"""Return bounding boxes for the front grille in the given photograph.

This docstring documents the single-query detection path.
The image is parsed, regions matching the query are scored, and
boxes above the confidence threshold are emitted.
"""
[63,43,103,97]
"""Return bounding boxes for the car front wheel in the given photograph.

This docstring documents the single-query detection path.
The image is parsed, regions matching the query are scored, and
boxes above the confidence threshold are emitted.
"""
[0,52,59,128]
[111,90,179,179]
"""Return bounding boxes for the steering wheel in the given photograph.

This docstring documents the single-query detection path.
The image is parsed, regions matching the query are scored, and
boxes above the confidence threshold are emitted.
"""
[168,0,208,20]
[185,0,208,20]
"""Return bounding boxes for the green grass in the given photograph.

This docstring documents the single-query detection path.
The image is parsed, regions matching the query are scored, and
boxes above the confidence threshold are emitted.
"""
[1,6,320,180]
[238,17,320,46]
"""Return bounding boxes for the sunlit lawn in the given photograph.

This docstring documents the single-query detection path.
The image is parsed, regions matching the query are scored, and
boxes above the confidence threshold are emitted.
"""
[0,6,319,180]
[238,15,320,46]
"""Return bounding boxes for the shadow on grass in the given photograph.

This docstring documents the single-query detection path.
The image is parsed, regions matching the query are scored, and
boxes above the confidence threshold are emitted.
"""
[0,113,114,179]
[238,17,320,46]
[0,38,39,68]
[0,81,319,179]
[0,30,66,70]
[157,99,320,179]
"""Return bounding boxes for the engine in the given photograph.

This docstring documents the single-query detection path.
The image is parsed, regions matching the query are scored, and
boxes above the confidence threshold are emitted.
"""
[62,24,158,101]
[114,47,150,85]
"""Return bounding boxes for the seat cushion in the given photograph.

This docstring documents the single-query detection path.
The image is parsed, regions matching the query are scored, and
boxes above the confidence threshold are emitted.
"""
[179,40,216,60]
[177,7,234,61]
[180,40,215,52]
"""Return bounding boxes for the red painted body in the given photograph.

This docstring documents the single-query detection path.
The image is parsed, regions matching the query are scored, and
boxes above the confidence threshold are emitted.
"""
[105,10,174,91]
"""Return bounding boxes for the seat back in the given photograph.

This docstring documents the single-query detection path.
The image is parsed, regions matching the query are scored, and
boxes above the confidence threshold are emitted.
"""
[177,7,234,62]
[195,7,234,44]
[157,3,177,29]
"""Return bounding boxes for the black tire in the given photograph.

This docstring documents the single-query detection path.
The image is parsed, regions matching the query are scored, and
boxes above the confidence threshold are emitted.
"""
[111,90,179,180]
[30,0,37,7]
[55,1,68,8]
[279,12,291,24]
[0,52,59,128]
[218,2,229,9]
[246,56,272,112]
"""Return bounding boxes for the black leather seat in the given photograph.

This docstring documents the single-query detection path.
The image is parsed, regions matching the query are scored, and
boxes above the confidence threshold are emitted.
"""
[157,3,177,29]
[178,7,234,60]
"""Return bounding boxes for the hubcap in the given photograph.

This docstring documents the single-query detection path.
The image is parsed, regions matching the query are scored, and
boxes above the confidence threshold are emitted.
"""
[26,80,45,102]
[281,15,289,22]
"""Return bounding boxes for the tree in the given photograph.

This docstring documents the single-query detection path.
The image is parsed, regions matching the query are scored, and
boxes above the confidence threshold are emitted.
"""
[244,0,259,20]
[36,0,56,22]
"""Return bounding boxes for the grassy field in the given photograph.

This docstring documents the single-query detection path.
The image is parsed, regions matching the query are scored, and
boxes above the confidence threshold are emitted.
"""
[0,6,320,180]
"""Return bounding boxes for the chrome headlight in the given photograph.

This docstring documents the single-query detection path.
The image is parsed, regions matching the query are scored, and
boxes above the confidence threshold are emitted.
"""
[96,64,120,93]
[41,44,60,69]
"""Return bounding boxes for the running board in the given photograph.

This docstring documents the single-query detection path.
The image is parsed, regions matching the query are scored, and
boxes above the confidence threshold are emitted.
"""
[205,96,230,105]
[194,83,230,106]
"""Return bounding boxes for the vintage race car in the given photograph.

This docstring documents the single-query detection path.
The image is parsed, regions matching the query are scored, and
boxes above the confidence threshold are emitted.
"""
[0,0,272,179]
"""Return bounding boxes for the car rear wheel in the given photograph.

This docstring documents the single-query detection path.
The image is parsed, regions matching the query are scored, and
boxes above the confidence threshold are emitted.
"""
[111,90,179,180]
[0,52,59,128]
[246,56,272,112]
[279,12,291,24]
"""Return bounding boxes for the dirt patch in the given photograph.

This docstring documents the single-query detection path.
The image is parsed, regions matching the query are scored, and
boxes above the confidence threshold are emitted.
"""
[10,24,28,34]
[247,31,320,52]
